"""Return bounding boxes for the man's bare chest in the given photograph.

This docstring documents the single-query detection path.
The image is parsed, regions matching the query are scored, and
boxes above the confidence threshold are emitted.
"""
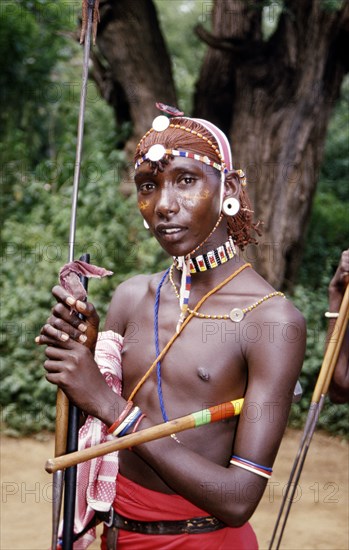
[120,306,247,419]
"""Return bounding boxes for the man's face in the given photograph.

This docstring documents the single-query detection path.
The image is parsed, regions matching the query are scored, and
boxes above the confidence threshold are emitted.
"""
[135,156,222,257]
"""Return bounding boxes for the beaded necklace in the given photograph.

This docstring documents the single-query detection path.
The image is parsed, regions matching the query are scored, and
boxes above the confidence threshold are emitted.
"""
[174,236,236,274]
[154,268,171,421]
[169,264,285,323]
[174,214,226,331]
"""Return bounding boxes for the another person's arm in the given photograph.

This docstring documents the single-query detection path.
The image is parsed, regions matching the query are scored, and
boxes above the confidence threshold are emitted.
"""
[327,249,349,404]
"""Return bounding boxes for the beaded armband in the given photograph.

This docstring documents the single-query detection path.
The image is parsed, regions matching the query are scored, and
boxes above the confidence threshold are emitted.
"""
[230,455,272,480]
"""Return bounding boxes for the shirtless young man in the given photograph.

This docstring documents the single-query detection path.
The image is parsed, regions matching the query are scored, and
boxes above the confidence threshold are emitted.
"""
[37,113,306,549]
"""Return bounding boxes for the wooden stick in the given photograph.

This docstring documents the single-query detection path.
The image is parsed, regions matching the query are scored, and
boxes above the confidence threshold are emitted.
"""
[312,283,349,402]
[46,398,244,474]
[269,283,349,549]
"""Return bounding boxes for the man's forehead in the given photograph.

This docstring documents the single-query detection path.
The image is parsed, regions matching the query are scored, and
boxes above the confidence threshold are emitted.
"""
[134,155,220,178]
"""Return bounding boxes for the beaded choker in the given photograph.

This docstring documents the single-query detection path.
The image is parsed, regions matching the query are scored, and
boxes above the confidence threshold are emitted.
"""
[174,236,236,274]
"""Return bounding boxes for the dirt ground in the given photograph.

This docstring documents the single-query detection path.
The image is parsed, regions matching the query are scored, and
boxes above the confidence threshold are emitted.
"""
[1,429,348,550]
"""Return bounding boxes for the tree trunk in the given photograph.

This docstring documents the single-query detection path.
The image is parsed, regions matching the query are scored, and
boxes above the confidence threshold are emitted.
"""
[194,0,349,289]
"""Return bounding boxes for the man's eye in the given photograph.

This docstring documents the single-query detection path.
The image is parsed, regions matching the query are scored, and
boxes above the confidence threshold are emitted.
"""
[139,182,155,192]
[182,176,195,185]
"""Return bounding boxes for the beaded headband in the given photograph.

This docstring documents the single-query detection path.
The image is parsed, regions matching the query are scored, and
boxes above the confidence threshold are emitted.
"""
[136,115,229,166]
[135,145,226,173]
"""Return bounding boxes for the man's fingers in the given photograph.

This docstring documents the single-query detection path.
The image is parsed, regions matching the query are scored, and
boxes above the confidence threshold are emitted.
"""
[47,314,88,342]
[75,300,100,325]
[43,359,65,386]
[36,325,70,345]
[52,285,99,324]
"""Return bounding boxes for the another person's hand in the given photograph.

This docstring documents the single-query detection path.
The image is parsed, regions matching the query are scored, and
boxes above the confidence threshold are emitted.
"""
[328,249,349,404]
[328,249,349,308]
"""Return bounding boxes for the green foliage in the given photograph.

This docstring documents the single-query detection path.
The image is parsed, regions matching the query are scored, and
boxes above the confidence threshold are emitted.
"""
[319,77,349,201]
[0,0,81,217]
[298,77,349,289]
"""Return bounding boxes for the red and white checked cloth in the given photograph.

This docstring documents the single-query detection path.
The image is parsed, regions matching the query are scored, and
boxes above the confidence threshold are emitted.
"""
[64,330,123,549]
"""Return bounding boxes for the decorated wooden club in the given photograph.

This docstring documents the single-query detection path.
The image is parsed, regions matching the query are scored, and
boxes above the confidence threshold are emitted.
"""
[46,398,244,473]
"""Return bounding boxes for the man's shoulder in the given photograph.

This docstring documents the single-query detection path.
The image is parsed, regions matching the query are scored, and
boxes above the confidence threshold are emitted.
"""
[116,271,166,296]
[240,267,306,329]
[105,271,165,332]
[117,273,154,294]
[262,292,305,325]
[109,270,169,311]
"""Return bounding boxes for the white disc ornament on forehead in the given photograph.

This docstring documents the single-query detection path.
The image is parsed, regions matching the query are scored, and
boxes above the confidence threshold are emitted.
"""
[147,144,166,162]
[152,115,170,132]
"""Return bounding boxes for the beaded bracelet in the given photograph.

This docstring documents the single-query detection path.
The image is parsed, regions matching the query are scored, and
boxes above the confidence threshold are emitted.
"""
[107,401,134,435]
[128,413,147,451]
[112,407,140,437]
[230,455,272,480]
[132,413,146,434]
[116,407,142,437]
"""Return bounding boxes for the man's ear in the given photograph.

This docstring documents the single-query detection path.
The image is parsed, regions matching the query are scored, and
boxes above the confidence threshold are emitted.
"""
[223,171,240,199]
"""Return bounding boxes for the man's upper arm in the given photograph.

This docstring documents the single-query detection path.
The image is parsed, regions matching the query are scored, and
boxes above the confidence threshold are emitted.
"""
[104,277,144,335]
[232,301,306,467]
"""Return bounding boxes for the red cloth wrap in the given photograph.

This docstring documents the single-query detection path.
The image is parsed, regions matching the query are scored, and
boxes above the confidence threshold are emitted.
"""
[101,474,258,550]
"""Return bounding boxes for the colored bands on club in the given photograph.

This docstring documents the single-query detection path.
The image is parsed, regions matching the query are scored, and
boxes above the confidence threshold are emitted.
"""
[191,398,244,427]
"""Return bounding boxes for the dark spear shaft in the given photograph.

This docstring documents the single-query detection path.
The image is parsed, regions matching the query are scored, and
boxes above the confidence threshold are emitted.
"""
[52,1,96,549]
[62,254,90,550]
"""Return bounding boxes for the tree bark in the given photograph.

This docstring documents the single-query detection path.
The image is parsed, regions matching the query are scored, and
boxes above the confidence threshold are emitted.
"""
[194,0,349,288]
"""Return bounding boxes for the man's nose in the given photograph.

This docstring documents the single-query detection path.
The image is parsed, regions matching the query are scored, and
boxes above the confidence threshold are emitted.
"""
[155,186,179,217]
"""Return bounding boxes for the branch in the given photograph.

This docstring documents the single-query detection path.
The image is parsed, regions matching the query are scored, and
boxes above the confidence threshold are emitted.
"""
[195,24,265,59]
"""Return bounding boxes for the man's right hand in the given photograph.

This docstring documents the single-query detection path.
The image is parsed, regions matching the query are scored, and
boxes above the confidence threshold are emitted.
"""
[35,285,100,352]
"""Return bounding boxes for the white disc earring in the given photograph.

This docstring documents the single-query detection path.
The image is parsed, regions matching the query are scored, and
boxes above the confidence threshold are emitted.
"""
[222,197,240,216]
[143,219,150,230]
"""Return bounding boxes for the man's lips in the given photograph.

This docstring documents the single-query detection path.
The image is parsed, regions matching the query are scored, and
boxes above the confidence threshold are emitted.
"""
[155,223,187,239]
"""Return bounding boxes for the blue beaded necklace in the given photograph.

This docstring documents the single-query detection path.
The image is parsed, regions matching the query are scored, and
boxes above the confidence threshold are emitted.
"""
[154,268,171,422]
